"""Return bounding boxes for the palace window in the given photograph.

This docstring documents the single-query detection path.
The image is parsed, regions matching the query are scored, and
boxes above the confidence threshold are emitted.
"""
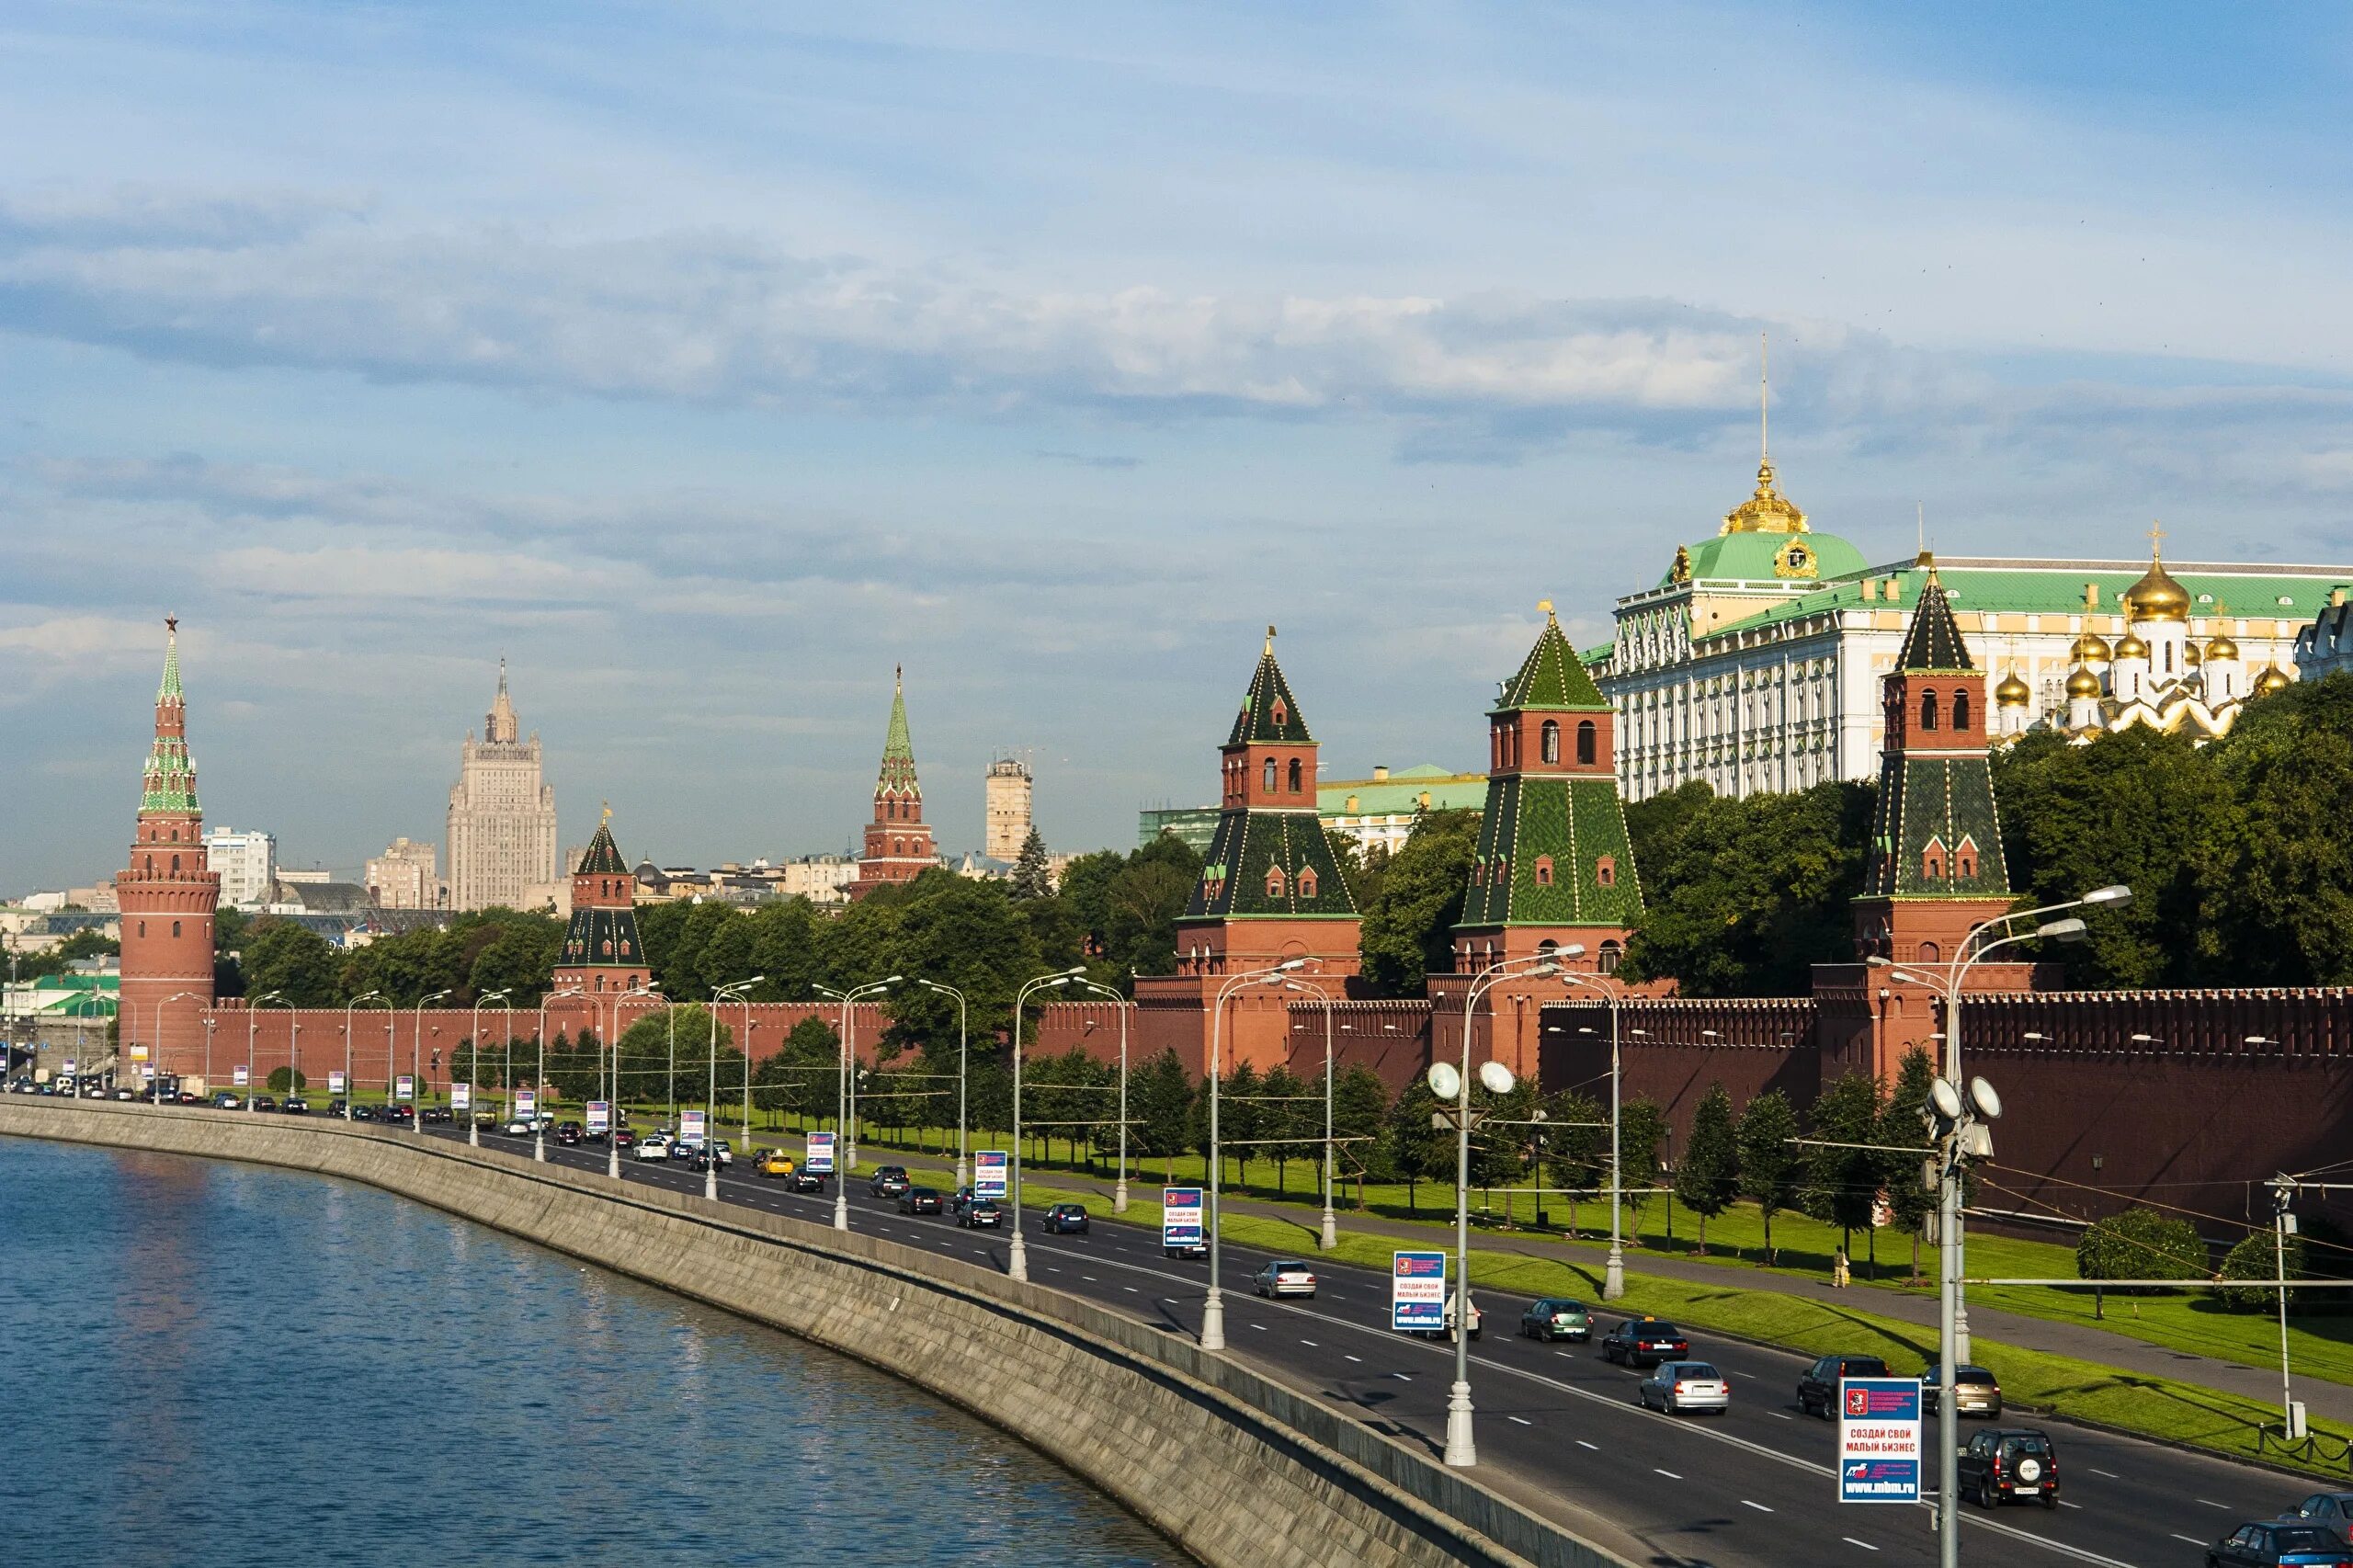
[171,854,180,874]
[1918,941,1942,963]
[1267,866,1287,898]
[172,921,180,938]
[1298,867,1318,899]
[1598,939,1622,975]
[1577,721,1597,766]
[1540,721,1560,764]
[1597,855,1617,887]
[1924,847,1944,880]
[1270,698,1288,728]
[1535,855,1554,887]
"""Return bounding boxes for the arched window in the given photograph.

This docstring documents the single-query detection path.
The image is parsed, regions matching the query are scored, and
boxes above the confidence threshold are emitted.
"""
[1270,698,1288,728]
[1298,867,1318,899]
[1918,941,1942,963]
[1576,721,1597,766]
[171,853,180,874]
[1288,757,1302,793]
[1534,855,1554,887]
[1920,691,1939,731]
[1924,847,1944,880]
[1267,866,1287,898]
[1263,757,1278,791]
[1959,849,1976,879]
[138,921,146,938]
[171,920,180,938]
[1598,940,1622,975]
[1540,721,1560,764]
[1952,689,1971,732]
[1597,855,1617,887]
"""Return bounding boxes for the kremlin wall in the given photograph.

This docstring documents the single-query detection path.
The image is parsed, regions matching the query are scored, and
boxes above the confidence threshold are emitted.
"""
[116,551,2353,1232]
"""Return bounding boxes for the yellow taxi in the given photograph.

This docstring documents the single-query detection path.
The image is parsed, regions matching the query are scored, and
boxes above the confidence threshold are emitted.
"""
[756,1150,797,1178]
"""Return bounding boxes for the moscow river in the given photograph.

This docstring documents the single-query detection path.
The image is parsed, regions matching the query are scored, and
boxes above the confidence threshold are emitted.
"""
[0,1136,1180,1565]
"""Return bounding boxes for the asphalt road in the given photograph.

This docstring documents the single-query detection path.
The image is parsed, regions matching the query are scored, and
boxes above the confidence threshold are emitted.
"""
[382,1122,2319,1568]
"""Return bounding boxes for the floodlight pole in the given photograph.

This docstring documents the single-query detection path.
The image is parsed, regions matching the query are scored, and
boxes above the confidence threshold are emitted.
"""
[1200,960,1306,1353]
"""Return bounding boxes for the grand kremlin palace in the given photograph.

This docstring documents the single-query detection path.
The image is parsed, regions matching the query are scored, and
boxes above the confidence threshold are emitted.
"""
[1588,455,2353,801]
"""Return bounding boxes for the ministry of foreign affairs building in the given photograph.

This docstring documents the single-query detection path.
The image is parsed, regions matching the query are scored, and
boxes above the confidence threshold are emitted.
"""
[445,661,558,912]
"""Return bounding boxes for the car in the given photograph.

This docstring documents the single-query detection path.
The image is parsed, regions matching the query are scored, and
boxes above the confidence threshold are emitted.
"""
[504,1117,536,1136]
[613,1129,638,1150]
[949,1185,979,1215]
[756,1150,795,1178]
[326,1097,348,1117]
[1252,1260,1318,1299]
[352,1103,380,1121]
[899,1187,946,1215]
[1519,1298,1592,1343]
[252,1095,278,1112]
[1599,1317,1688,1369]
[281,1096,309,1114]
[1404,1292,1482,1342]
[1797,1354,1892,1419]
[1039,1202,1089,1234]
[633,1134,673,1163]
[668,1139,698,1162]
[212,1092,242,1110]
[2281,1494,2353,1543]
[175,1089,201,1105]
[708,1140,733,1167]
[423,1106,452,1124]
[383,1105,414,1126]
[556,1120,584,1145]
[473,1111,499,1131]
[1920,1363,2003,1418]
[790,1168,829,1193]
[869,1165,912,1199]
[2208,1521,2353,1568]
[1639,1360,1730,1415]
[1957,1427,2060,1510]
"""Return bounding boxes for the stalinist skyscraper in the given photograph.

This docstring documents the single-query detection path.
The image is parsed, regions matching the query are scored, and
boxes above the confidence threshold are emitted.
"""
[446,661,558,912]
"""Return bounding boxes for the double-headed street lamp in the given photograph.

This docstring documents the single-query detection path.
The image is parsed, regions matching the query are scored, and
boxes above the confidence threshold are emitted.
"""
[1872,882,2127,1358]
[914,978,971,1187]
[344,991,387,1120]
[245,991,286,1109]
[611,982,659,1176]
[412,991,451,1136]
[469,989,512,1148]
[1005,966,1084,1284]
[1263,972,1338,1251]
[1069,979,1134,1214]
[1549,951,1630,1300]
[707,978,763,1199]
[537,986,585,1164]
[1199,958,1310,1353]
[817,977,897,1209]
[1440,950,1560,1468]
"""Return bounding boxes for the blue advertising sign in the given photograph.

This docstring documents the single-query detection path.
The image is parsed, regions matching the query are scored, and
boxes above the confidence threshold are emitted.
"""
[1838,1378,1924,1504]
[1161,1187,1203,1250]
[1392,1250,1447,1332]
[974,1150,1009,1199]
[805,1130,836,1174]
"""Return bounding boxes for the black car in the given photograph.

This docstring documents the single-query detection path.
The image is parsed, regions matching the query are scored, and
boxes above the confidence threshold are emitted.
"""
[869,1165,912,1199]
[252,1095,278,1112]
[281,1096,310,1114]
[790,1168,829,1194]
[326,1098,348,1117]
[2212,1521,2353,1567]
[1797,1354,1892,1419]
[384,1105,415,1126]
[1599,1318,1689,1369]
[351,1103,379,1121]
[1957,1427,2058,1509]
[960,1199,1005,1229]
[1039,1202,1089,1234]
[2282,1495,2353,1543]
[424,1107,452,1124]
[899,1187,945,1215]
[556,1121,584,1145]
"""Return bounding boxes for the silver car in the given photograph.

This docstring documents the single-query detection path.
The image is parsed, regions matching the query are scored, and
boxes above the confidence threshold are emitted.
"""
[1639,1360,1730,1415]
[1251,1259,1317,1299]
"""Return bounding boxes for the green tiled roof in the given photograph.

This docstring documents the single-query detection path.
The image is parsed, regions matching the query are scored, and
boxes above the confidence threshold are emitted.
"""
[1186,808,1357,919]
[1497,609,1610,711]
[1458,776,1643,929]
[1226,634,1314,746]
[1897,566,1975,672]
[1319,764,1487,818]
[877,667,921,800]
[578,816,630,876]
[141,623,199,814]
[560,904,644,969]
[1662,529,1869,588]
[1864,756,2010,900]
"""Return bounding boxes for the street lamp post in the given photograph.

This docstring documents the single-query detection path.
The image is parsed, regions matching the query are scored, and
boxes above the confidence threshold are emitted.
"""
[412,991,451,1137]
[1263,974,1337,1250]
[1552,958,1629,1299]
[612,983,657,1177]
[469,990,512,1148]
[736,989,758,1157]
[537,987,585,1163]
[244,991,284,1109]
[1200,959,1309,1353]
[1006,966,1084,1284]
[344,991,386,1120]
[707,979,763,1200]
[818,978,896,1223]
[200,1011,216,1101]
[914,979,971,1187]
[150,990,203,1101]
[1070,980,1133,1214]
[1441,951,1560,1468]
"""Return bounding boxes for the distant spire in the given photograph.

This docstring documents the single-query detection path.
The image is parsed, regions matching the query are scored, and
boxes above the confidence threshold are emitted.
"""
[486,658,519,744]
[158,616,184,703]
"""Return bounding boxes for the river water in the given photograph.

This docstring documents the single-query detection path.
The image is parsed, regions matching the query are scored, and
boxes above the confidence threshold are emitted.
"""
[0,1136,1182,1565]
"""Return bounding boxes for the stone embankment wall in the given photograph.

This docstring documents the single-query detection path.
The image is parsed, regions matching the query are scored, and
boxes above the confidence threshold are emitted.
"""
[0,1100,1631,1568]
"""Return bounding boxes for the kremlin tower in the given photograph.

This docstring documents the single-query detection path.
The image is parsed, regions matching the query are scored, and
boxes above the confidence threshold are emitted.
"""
[850,668,937,899]
[551,809,650,996]
[116,618,222,1077]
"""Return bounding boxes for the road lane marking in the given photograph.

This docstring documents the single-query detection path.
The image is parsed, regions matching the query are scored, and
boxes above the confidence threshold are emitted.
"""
[1743,1500,1773,1513]
[1300,1339,1318,1346]
[1770,1411,1792,1420]
[2090,1469,2119,1479]
[1391,1372,1412,1381]
[2200,1499,2229,1509]
[1842,1539,1878,1551]
[2059,1501,2082,1510]
[1508,1416,1533,1426]
[1344,1355,1362,1363]
[2172,1536,2204,1546]
[1654,1469,1681,1480]
[1575,1440,1597,1450]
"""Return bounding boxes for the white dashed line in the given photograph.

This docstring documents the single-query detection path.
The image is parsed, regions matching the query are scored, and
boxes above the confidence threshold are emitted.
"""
[2091,1469,2119,1480]
[1575,1440,1598,1451]
[1743,1500,1773,1513]
[1770,1411,1792,1420]
[2199,1499,2229,1509]
[1391,1372,1412,1381]
[1843,1538,1879,1551]
[1122,1287,1139,1293]
[2171,1536,2204,1547]
[1250,1324,1267,1333]
[1300,1339,1318,1347]
[1654,1469,1681,1480]
[1343,1355,1362,1363]
[1507,1415,1533,1426]
[2059,1501,2082,1510]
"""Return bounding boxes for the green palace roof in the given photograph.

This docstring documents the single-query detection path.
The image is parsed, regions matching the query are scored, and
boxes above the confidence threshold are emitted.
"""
[1660,529,1870,588]
[1318,763,1486,817]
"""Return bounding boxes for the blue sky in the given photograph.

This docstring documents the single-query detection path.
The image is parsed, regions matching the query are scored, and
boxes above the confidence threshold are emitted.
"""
[6,1,2353,891]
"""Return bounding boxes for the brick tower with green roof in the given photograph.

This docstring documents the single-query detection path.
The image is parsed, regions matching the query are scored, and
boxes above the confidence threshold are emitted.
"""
[1454,601,1644,976]
[1174,627,1360,979]
[552,807,649,996]
[850,666,937,901]
[1852,553,2014,967]
[118,616,222,1076]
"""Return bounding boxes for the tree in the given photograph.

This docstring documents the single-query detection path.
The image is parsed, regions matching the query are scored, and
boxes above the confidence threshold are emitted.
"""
[1258,1064,1309,1194]
[1216,1062,1265,1187]
[1385,1074,1447,1213]
[1330,1064,1391,1210]
[265,1065,308,1093]
[1540,1089,1607,1237]
[1672,1083,1739,1256]
[1877,1047,1940,1282]
[1129,1048,1195,1181]
[1009,827,1054,900]
[745,899,827,1001]
[466,917,563,1007]
[1734,1088,1802,1265]
[1101,836,1199,981]
[2076,1207,2206,1319]
[1356,810,1480,995]
[1617,1098,1668,1241]
[1803,1072,1886,1274]
[2198,674,2353,984]
[2217,1229,2305,1312]
[239,919,342,1006]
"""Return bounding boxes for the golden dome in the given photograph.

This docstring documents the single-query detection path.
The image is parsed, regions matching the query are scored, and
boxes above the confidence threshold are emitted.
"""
[2124,530,2191,623]
[2254,664,2291,696]
[2184,640,2203,667]
[2069,629,2112,663]
[2206,631,2239,661]
[1994,669,2032,707]
[1721,459,1810,535]
[2114,630,2150,660]
[2066,667,2103,699]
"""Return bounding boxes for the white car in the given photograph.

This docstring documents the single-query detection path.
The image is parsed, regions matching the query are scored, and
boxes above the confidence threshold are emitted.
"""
[1639,1360,1730,1415]
[633,1134,673,1163]
[1252,1260,1318,1299]
[503,1117,535,1136]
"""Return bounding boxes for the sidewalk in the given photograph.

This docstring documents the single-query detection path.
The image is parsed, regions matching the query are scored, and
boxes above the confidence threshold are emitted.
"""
[1000,1158,2349,1427]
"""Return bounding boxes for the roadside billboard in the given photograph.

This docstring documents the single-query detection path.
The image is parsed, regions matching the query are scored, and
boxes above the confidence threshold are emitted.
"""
[130,1044,149,1063]
[394,1075,415,1103]
[1392,1251,1448,1333]
[232,1064,249,1086]
[974,1150,1009,1199]
[327,1071,347,1094]
[806,1130,836,1174]
[1161,1187,1203,1250]
[452,1083,472,1112]
[516,1088,537,1119]
[586,1100,609,1134]
[1838,1378,1923,1504]
[680,1108,707,1146]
